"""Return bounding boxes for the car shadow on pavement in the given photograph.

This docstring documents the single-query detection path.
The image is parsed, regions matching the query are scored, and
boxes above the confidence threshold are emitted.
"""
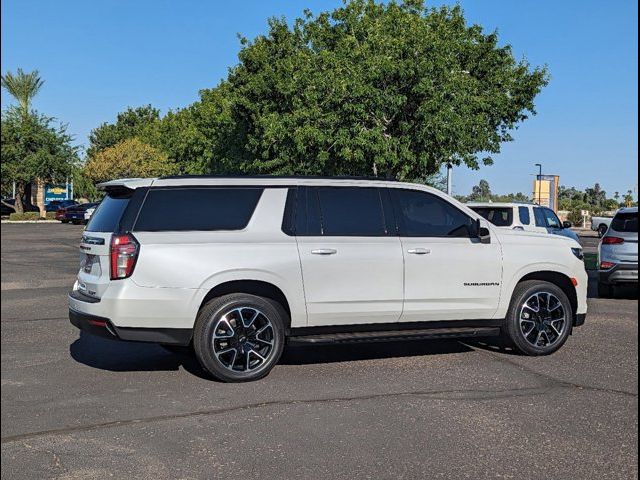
[69,331,210,379]
[280,338,474,365]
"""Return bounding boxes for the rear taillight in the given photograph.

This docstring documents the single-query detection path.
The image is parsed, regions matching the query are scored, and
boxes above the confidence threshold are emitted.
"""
[110,234,139,280]
[600,261,616,270]
[602,236,625,245]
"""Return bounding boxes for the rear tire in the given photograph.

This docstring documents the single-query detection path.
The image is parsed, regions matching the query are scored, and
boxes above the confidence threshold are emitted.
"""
[598,281,614,298]
[598,224,608,237]
[193,293,285,382]
[503,280,573,356]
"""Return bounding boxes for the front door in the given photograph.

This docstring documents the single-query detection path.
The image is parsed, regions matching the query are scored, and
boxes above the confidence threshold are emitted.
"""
[295,186,404,326]
[390,188,503,322]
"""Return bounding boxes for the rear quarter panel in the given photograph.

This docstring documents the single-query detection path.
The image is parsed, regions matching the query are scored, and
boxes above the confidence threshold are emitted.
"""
[129,188,308,328]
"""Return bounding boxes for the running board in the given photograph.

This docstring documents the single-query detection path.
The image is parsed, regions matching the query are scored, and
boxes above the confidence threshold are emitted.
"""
[287,326,500,345]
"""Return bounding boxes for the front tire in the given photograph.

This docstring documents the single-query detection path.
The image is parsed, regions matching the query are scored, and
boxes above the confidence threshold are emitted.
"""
[193,293,285,382]
[503,280,573,356]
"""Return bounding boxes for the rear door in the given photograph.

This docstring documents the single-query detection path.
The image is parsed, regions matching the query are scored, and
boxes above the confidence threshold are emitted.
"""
[76,189,137,299]
[295,186,404,326]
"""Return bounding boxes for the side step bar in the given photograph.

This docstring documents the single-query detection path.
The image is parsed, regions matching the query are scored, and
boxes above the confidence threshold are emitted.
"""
[287,326,500,345]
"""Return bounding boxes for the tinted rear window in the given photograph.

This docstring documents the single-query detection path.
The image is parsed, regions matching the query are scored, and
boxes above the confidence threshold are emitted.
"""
[611,212,638,233]
[86,197,129,232]
[471,207,513,227]
[519,206,531,225]
[316,187,386,236]
[134,188,263,232]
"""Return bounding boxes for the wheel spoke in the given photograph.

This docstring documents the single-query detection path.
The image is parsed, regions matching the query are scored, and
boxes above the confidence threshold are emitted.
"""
[549,319,564,336]
[214,317,235,339]
[520,319,536,338]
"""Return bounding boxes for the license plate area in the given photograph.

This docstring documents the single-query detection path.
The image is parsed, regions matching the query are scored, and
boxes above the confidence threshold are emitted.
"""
[81,254,102,276]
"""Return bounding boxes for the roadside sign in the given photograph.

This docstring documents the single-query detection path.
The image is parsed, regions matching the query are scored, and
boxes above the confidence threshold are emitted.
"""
[45,184,69,203]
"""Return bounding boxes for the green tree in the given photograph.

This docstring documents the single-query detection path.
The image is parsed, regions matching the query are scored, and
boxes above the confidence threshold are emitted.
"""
[584,183,607,209]
[84,138,178,183]
[467,179,492,201]
[87,105,160,159]
[1,107,78,213]
[180,0,547,178]
[624,190,634,207]
[1,68,44,119]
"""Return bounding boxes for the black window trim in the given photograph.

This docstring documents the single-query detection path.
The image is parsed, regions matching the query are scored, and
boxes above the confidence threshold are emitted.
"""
[289,186,395,237]
[390,187,476,239]
[131,186,265,233]
[518,206,531,226]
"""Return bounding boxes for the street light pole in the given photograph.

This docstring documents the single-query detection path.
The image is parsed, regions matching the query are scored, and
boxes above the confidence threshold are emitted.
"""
[446,162,453,196]
[535,163,542,205]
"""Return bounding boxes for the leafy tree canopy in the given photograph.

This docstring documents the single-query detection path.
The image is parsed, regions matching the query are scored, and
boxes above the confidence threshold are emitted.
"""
[1,107,78,210]
[83,137,178,183]
[86,105,160,159]
[202,0,548,179]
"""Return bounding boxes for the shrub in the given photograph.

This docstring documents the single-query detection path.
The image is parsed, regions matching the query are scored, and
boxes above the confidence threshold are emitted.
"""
[46,212,57,220]
[8,212,41,221]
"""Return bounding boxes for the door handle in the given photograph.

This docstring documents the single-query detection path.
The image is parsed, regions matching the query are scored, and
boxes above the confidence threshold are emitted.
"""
[407,248,431,255]
[311,249,337,255]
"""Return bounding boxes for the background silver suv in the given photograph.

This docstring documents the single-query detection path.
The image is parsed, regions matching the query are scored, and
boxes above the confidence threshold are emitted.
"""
[598,207,638,297]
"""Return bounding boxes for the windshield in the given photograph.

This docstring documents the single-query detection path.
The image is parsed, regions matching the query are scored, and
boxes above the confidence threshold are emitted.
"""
[611,212,638,233]
[470,207,513,227]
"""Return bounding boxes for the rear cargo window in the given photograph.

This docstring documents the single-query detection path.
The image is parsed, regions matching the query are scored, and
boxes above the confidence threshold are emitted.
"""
[134,188,263,232]
[85,195,130,232]
[611,212,638,233]
[471,207,513,227]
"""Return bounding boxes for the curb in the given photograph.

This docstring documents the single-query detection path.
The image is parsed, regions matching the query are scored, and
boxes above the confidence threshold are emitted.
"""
[1,220,61,224]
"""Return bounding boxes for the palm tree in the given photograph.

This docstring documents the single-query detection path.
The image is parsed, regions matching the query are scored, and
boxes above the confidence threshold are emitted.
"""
[1,69,45,214]
[1,68,44,119]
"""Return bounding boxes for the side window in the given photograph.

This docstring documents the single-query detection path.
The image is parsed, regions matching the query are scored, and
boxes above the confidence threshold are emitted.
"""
[543,208,562,229]
[392,189,474,237]
[533,208,547,228]
[134,188,263,231]
[315,187,387,236]
[519,206,531,225]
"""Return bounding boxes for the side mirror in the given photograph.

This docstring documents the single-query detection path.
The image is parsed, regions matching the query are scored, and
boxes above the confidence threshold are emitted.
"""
[563,221,572,229]
[474,219,492,244]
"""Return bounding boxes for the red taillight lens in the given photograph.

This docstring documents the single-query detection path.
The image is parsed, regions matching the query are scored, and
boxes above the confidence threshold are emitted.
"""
[600,261,616,270]
[110,234,139,280]
[602,236,625,245]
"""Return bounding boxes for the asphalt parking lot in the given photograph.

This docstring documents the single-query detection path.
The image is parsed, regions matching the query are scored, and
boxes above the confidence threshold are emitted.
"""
[1,224,637,479]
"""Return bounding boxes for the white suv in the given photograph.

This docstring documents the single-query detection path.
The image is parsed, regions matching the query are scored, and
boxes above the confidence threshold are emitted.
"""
[467,202,581,243]
[69,177,588,382]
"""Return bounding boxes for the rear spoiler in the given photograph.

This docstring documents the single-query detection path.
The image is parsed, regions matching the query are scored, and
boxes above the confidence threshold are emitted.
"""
[97,178,156,191]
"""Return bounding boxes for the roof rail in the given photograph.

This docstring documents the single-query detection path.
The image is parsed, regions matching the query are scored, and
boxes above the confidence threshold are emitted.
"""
[158,174,398,181]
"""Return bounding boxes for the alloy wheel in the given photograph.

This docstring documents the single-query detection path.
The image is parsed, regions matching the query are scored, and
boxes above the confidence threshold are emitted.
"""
[211,307,275,373]
[519,291,567,348]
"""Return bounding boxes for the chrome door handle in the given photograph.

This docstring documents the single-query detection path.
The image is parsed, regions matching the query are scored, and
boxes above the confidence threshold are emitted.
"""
[407,248,431,255]
[311,249,337,255]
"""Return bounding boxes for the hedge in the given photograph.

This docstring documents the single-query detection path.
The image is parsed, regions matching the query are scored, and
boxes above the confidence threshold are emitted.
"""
[8,212,41,221]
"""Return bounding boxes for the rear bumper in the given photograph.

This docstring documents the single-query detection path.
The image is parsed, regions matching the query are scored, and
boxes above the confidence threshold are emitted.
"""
[69,308,192,345]
[599,263,638,285]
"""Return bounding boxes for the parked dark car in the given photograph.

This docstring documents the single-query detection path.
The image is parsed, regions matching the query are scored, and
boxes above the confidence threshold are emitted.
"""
[61,203,99,224]
[1,199,40,216]
[46,199,77,212]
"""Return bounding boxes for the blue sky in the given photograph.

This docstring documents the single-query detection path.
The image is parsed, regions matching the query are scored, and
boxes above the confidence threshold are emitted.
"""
[1,0,637,198]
